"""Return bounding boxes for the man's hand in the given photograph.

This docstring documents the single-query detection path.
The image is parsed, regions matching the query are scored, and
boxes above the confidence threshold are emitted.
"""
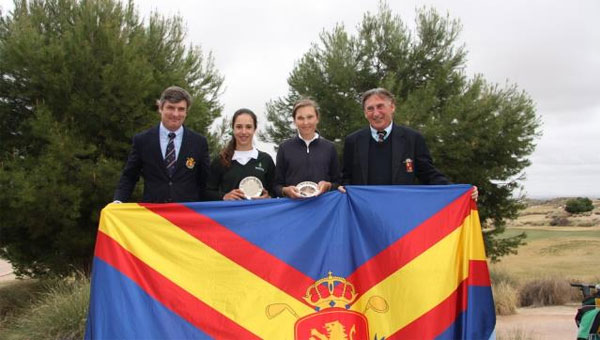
[472,186,478,202]
[337,185,346,193]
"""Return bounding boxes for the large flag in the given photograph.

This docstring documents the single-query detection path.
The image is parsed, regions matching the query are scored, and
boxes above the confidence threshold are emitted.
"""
[85,185,495,339]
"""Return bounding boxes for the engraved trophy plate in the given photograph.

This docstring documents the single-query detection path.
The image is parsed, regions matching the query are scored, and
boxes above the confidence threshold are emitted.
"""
[239,176,263,199]
[296,181,319,197]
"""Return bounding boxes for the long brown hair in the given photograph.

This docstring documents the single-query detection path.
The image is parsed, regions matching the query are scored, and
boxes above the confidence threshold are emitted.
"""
[219,108,257,167]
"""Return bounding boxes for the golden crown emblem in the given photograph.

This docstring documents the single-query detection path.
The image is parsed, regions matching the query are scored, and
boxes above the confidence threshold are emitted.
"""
[303,272,358,310]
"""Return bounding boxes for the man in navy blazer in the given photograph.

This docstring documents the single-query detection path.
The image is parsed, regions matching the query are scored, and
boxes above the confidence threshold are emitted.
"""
[340,88,449,187]
[113,86,210,203]
[340,88,478,199]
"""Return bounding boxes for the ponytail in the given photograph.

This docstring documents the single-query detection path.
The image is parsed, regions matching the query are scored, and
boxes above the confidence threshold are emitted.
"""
[219,138,236,168]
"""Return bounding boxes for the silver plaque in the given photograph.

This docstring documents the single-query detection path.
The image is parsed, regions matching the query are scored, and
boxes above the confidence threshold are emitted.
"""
[239,176,263,199]
[296,181,319,197]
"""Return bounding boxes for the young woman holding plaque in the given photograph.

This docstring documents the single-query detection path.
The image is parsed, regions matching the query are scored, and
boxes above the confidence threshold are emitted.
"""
[206,108,275,200]
[274,98,340,199]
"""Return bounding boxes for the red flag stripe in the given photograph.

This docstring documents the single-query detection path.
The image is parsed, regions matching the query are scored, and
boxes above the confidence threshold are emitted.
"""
[388,260,490,340]
[348,191,476,298]
[468,259,491,286]
[390,277,469,339]
[94,231,260,339]
[141,203,316,303]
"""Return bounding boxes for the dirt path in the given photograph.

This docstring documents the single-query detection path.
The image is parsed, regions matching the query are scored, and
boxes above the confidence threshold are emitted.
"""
[497,305,579,340]
[0,258,15,282]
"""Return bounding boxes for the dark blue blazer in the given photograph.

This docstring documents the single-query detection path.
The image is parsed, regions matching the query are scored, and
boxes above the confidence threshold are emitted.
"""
[341,124,449,186]
[114,125,210,203]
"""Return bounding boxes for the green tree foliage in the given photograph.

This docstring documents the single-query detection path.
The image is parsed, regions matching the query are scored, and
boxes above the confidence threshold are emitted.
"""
[564,197,594,214]
[0,0,223,277]
[263,4,541,261]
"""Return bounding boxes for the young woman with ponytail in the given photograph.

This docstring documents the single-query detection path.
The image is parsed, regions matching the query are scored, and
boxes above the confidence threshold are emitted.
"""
[205,108,275,200]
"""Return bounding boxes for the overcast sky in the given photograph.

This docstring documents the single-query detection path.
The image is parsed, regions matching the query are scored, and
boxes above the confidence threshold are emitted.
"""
[2,0,598,198]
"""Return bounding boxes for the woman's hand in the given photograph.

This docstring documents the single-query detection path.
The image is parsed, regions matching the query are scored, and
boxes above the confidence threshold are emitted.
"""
[282,185,303,199]
[317,181,332,196]
[223,188,246,200]
[256,189,271,199]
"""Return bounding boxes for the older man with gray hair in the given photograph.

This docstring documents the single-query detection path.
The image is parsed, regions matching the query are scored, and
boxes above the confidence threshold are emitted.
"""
[340,87,477,199]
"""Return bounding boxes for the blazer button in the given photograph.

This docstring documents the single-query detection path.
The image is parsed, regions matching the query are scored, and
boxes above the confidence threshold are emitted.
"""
[169,181,173,186]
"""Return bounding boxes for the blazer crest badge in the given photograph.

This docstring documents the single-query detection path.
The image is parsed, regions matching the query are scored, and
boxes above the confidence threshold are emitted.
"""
[404,158,414,173]
[185,157,196,169]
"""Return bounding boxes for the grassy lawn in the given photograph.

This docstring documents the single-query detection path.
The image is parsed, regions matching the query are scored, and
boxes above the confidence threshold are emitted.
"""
[503,227,600,241]
[492,226,600,283]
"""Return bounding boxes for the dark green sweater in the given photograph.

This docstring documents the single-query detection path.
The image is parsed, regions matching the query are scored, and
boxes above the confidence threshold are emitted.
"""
[205,151,275,200]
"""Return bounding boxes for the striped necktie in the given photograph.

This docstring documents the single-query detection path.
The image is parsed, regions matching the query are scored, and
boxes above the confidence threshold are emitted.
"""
[377,130,387,143]
[165,132,176,177]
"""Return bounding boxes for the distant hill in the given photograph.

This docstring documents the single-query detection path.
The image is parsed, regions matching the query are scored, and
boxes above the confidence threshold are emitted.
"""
[510,198,600,227]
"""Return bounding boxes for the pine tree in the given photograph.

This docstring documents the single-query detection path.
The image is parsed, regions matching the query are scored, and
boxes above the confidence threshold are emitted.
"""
[262,4,541,261]
[0,0,224,277]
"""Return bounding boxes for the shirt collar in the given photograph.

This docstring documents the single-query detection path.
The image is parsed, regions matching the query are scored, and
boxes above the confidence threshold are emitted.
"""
[298,132,319,146]
[232,148,258,166]
[369,122,393,142]
[232,148,259,161]
[159,122,184,138]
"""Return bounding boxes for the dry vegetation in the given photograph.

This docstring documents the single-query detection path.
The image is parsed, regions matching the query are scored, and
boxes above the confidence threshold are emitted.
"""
[0,275,89,339]
[491,198,600,316]
[508,198,600,227]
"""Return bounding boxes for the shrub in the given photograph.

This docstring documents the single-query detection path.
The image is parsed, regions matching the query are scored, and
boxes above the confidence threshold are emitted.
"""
[549,215,569,226]
[490,268,519,287]
[490,268,519,315]
[565,197,594,214]
[0,274,89,339]
[519,278,571,306]
[0,280,45,320]
[574,220,597,227]
[493,281,519,315]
